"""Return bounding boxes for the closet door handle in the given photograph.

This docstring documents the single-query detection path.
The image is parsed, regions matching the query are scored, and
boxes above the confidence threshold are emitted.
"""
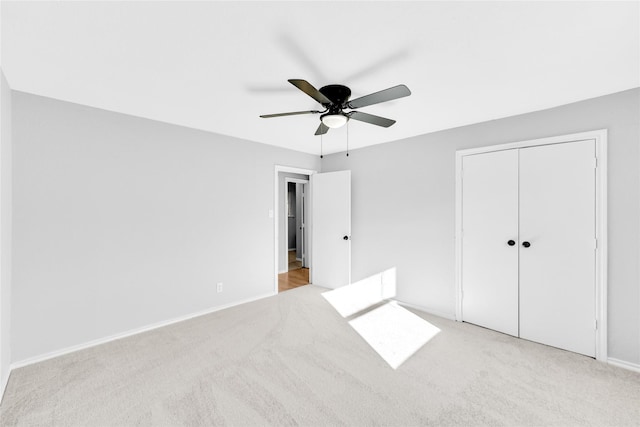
[507,240,516,246]
[522,241,531,248]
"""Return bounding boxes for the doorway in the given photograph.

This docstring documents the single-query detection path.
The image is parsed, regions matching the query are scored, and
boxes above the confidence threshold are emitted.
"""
[274,166,317,294]
[273,165,352,294]
[281,178,310,292]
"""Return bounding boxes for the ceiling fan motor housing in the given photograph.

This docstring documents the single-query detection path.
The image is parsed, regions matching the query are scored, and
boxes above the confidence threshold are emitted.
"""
[319,85,351,108]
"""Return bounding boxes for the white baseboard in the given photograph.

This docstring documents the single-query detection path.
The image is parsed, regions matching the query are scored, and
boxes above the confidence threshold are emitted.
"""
[0,370,9,404]
[393,299,456,321]
[608,357,640,373]
[11,291,276,370]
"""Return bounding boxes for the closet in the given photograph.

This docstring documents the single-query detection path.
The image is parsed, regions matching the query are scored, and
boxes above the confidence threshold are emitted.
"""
[460,139,597,357]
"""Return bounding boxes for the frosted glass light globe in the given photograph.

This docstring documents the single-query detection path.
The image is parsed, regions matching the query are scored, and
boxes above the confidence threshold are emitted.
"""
[321,114,348,128]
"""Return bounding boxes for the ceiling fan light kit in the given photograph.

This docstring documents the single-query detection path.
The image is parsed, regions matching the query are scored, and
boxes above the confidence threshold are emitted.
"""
[321,113,348,129]
[260,79,411,138]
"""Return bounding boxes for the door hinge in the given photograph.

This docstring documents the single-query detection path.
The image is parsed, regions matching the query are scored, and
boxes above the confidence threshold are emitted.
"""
[594,158,598,169]
[594,238,598,250]
[595,319,598,330]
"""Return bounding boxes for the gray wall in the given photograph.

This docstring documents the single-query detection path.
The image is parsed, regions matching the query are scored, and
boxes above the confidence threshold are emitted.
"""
[322,88,640,365]
[12,92,320,362]
[0,71,13,395]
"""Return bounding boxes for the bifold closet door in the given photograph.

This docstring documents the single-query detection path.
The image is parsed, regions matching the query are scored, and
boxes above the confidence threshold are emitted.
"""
[462,150,519,336]
[519,141,596,357]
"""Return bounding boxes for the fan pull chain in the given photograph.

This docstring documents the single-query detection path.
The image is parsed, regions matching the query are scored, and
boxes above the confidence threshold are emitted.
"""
[320,133,323,159]
[346,121,349,157]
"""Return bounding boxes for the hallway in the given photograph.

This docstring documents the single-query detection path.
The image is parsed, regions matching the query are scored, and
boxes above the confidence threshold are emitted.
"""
[278,250,309,292]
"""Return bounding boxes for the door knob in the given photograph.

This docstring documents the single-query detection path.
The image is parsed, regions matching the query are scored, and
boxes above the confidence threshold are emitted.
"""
[507,240,516,246]
[522,241,531,248]
[343,235,349,240]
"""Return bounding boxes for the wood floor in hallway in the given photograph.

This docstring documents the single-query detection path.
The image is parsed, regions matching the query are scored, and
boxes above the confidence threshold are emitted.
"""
[278,268,309,292]
[279,250,309,292]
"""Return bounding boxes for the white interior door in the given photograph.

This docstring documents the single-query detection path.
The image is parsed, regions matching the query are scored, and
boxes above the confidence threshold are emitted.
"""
[311,170,351,289]
[462,150,519,336]
[519,140,596,357]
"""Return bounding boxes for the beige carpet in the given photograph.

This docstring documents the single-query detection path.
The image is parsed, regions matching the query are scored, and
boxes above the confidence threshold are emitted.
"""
[1,285,639,426]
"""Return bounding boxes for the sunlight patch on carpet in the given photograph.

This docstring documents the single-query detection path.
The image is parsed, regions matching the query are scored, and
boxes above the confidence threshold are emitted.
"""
[348,301,440,369]
[322,268,396,317]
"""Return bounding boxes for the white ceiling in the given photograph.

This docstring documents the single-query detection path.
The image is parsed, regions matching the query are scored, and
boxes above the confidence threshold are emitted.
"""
[2,1,638,155]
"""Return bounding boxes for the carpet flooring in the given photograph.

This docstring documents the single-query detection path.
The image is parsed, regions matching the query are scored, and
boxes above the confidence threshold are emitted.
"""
[1,285,638,426]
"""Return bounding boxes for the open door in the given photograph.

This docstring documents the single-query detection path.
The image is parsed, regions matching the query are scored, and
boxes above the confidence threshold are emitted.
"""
[311,170,351,289]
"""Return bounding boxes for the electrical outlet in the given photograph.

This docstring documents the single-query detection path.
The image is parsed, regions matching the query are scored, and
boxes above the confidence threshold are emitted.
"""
[217,282,223,293]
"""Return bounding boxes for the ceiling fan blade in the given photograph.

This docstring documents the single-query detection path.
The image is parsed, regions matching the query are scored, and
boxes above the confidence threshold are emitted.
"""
[260,110,320,118]
[289,79,332,105]
[315,122,329,136]
[348,111,396,128]
[347,84,411,109]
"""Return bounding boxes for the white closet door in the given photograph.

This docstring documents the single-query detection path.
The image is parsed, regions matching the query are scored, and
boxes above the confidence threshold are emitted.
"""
[462,150,519,336]
[519,140,596,357]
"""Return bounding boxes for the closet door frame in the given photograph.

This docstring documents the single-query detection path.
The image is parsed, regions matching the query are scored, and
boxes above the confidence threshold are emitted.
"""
[454,129,608,361]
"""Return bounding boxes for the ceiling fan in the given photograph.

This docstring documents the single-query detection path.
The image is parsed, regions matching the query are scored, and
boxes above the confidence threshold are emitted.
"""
[260,79,411,136]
